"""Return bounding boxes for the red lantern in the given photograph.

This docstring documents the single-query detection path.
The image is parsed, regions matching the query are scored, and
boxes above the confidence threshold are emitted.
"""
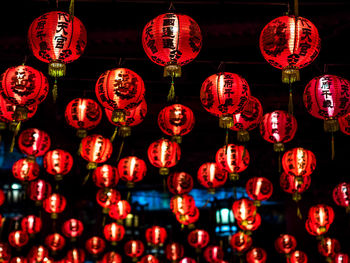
[274,234,297,255]
[215,144,249,181]
[148,138,181,175]
[109,200,131,220]
[237,213,261,233]
[259,15,320,83]
[28,179,52,205]
[305,218,330,237]
[158,104,195,143]
[339,113,350,135]
[92,164,119,188]
[187,229,210,250]
[200,72,250,128]
[96,188,121,213]
[28,11,87,77]
[0,190,4,207]
[165,242,184,262]
[260,110,297,152]
[85,236,105,256]
[124,240,144,261]
[176,207,200,226]
[103,223,125,245]
[230,232,253,253]
[65,98,102,138]
[197,162,227,193]
[246,247,267,263]
[117,156,147,187]
[170,194,196,216]
[308,204,334,234]
[0,242,11,262]
[80,134,113,170]
[179,258,196,263]
[318,237,340,258]
[12,158,40,182]
[282,147,316,178]
[333,253,349,263]
[18,128,51,160]
[45,233,66,251]
[43,193,66,219]
[145,226,167,247]
[0,95,37,124]
[232,198,257,225]
[245,177,273,206]
[27,245,48,263]
[203,245,224,263]
[280,172,311,202]
[230,96,263,142]
[142,13,202,77]
[62,218,84,240]
[333,182,350,211]
[167,172,193,195]
[101,252,122,263]
[10,257,27,263]
[43,149,73,181]
[21,215,41,235]
[140,255,159,263]
[66,248,85,263]
[289,250,308,263]
[8,230,28,248]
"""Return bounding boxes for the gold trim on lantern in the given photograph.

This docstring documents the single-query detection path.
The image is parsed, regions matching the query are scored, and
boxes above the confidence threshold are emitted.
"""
[253,200,261,207]
[159,167,169,176]
[164,61,181,78]
[51,213,58,220]
[237,130,250,142]
[48,61,66,78]
[76,129,87,138]
[112,109,126,123]
[208,188,216,194]
[54,174,63,181]
[118,125,131,138]
[102,207,109,214]
[324,118,339,133]
[87,162,97,170]
[171,135,182,144]
[14,106,28,122]
[292,193,301,202]
[229,173,239,181]
[273,142,285,152]
[282,66,300,84]
[219,115,234,129]
[126,181,135,189]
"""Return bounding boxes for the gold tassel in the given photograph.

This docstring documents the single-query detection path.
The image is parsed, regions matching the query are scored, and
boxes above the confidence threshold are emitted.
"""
[288,84,294,116]
[237,130,250,142]
[167,76,175,102]
[110,127,118,142]
[52,79,58,103]
[297,204,302,220]
[76,140,82,156]
[116,139,125,162]
[10,121,21,153]
[82,170,91,185]
[69,0,75,22]
[127,191,131,202]
[331,132,335,160]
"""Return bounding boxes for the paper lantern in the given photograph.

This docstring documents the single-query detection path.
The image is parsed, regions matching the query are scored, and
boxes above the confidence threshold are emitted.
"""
[8,230,28,248]
[246,247,267,263]
[187,229,210,250]
[232,198,257,225]
[245,177,273,206]
[333,182,350,212]
[43,193,66,219]
[282,147,316,179]
[179,258,196,263]
[117,156,147,188]
[103,223,125,245]
[28,179,52,205]
[274,234,297,255]
[140,255,159,263]
[21,215,42,235]
[308,204,334,234]
[12,158,40,182]
[197,162,227,193]
[230,232,253,253]
[62,218,84,240]
[203,245,224,263]
[237,213,261,233]
[101,252,122,263]
[96,188,121,213]
[165,242,184,262]
[167,171,193,195]
[0,190,4,207]
[318,237,340,258]
[280,172,311,202]
[66,248,85,263]
[43,149,73,181]
[145,226,167,247]
[92,164,119,188]
[124,240,144,261]
[176,207,200,226]
[109,200,131,221]
[0,241,11,262]
[85,236,105,256]
[289,250,308,263]
[45,233,66,251]
[305,218,330,237]
[27,245,48,263]
[10,257,27,263]
[18,128,51,160]
[339,113,350,135]
[170,194,196,216]
[333,253,349,263]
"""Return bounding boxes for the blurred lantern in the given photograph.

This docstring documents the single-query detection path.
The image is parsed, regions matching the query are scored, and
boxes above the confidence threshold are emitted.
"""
[246,247,267,263]
[187,229,210,251]
[232,198,257,226]
[318,237,340,259]
[230,96,263,142]
[65,98,102,138]
[95,68,145,124]
[109,200,131,221]
[215,144,249,181]
[92,164,119,188]
[0,242,11,262]
[140,255,159,263]
[21,215,42,235]
[339,113,350,135]
[8,230,29,248]
[200,72,250,128]
[179,258,196,263]
[43,193,66,219]
[103,223,125,245]
[197,162,227,193]
[101,251,122,263]
[259,15,320,84]
[66,248,85,263]
[117,156,147,188]
[332,182,350,212]
[305,218,330,237]
[307,204,334,235]
[12,158,40,182]
[43,149,73,181]
[85,236,106,256]
[170,194,196,217]
[203,245,224,263]
[45,233,65,252]
[62,218,84,241]
[333,253,349,263]
[80,134,113,170]
[167,171,193,195]
[282,147,316,180]
[124,240,144,262]
[230,232,253,254]
[165,242,184,262]
[18,128,51,161]
[289,250,308,263]
[28,179,52,205]
[0,189,4,207]
[245,177,273,206]
[274,234,297,255]
[27,245,48,263]
[158,104,195,143]
[237,213,261,233]
[10,257,27,263]
[280,172,311,202]
[148,138,181,175]
[260,110,297,152]
[176,206,200,227]
[96,188,121,214]
[145,225,167,247]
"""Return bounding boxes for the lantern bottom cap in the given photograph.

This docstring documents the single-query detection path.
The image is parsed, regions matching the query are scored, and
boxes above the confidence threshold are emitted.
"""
[229,173,239,181]
[164,62,181,78]
[112,109,126,123]
[237,130,250,142]
[324,118,339,133]
[119,125,131,138]
[273,142,285,152]
[171,135,182,144]
[49,61,66,78]
[76,129,87,138]
[219,115,234,129]
[159,167,169,176]
[282,66,300,84]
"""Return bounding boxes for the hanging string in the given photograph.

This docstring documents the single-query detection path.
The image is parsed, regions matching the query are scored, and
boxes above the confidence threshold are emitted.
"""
[288,83,294,116]
[52,78,58,103]
[82,170,91,185]
[225,128,229,153]
[9,121,21,153]
[110,127,118,142]
[168,1,175,11]
[76,139,82,156]
[278,152,282,173]
[126,190,131,202]
[331,132,335,160]
[69,0,75,22]
[102,214,106,227]
[296,203,302,220]
[167,74,175,102]
[116,139,125,163]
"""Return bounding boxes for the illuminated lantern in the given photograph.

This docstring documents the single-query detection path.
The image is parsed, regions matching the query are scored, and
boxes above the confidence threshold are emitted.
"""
[109,200,131,221]
[124,240,144,261]
[66,248,85,263]
[282,147,316,179]
[259,15,320,83]
[339,113,350,135]
[318,237,340,259]
[197,162,227,193]
[158,104,195,143]
[179,258,196,263]
[12,158,40,182]
[65,98,102,138]
[230,96,263,142]
[95,68,145,123]
[289,250,308,263]
[165,243,184,262]
[200,72,250,128]
[308,204,334,234]
[140,255,159,263]
[246,247,267,263]
[103,223,125,245]
[203,245,224,263]
[10,257,27,263]
[85,236,105,256]
[45,233,65,251]
[0,95,37,125]
[305,218,330,237]
[148,138,180,175]
[176,207,200,226]
[18,128,51,160]
[237,213,261,233]
[280,172,311,202]
[80,134,113,170]
[92,164,119,188]
[27,245,48,263]
[28,11,87,78]
[187,229,210,250]
[96,188,121,213]
[167,171,193,195]
[28,179,52,205]
[117,156,147,188]
[101,252,122,263]
[274,234,297,255]
[142,13,202,77]
[62,218,84,241]
[333,182,350,212]
[230,232,253,253]
[245,177,273,206]
[215,144,249,181]
[21,215,42,235]
[0,242,11,262]
[170,194,196,216]
[333,253,349,263]
[43,149,73,181]
[8,230,28,248]
[232,198,257,225]
[43,193,66,219]
[260,110,297,152]
[145,226,167,247]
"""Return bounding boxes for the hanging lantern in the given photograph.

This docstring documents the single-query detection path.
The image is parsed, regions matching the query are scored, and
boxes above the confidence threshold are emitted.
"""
[158,104,195,143]
[259,15,320,84]
[245,177,273,206]
[96,188,121,214]
[8,230,29,248]
[176,207,200,227]
[117,156,147,188]
[124,240,144,262]
[85,236,106,256]
[318,237,340,259]
[179,258,196,263]
[232,198,257,226]
[170,194,196,217]
[197,162,227,193]
[65,98,102,138]
[187,229,210,251]
[92,164,119,188]
[333,253,349,263]
[12,158,40,182]
[101,251,122,263]
[10,257,27,263]
[109,200,131,221]
[80,134,113,170]
[280,172,311,202]
[140,255,159,263]
[145,226,167,248]
[200,72,251,128]
[165,242,184,262]
[237,213,261,233]
[230,96,263,142]
[27,245,49,263]
[148,138,181,175]
[0,242,11,262]
[62,218,84,241]
[203,245,224,263]
[66,248,85,263]
[21,215,42,235]
[28,179,52,205]
[215,144,249,181]
[274,234,297,255]
[260,110,297,152]
[307,204,334,235]
[45,233,66,252]
[18,128,51,160]
[246,247,267,263]
[103,223,125,245]
[167,171,193,195]
[43,149,73,181]
[305,218,330,237]
[289,250,308,263]
[332,182,350,212]
[230,232,253,254]
[43,193,66,219]
[339,113,350,135]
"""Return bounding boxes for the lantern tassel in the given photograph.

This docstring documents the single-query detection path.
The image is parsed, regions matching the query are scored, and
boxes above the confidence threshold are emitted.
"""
[288,84,294,116]
[167,76,175,102]
[9,121,21,153]
[331,132,335,160]
[296,204,302,220]
[52,78,58,103]
[82,171,91,185]
[116,139,125,162]
[127,191,131,202]
[102,214,106,227]
[110,127,118,142]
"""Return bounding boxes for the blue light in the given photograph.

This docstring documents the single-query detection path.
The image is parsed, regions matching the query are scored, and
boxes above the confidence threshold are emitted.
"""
[215,225,237,236]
